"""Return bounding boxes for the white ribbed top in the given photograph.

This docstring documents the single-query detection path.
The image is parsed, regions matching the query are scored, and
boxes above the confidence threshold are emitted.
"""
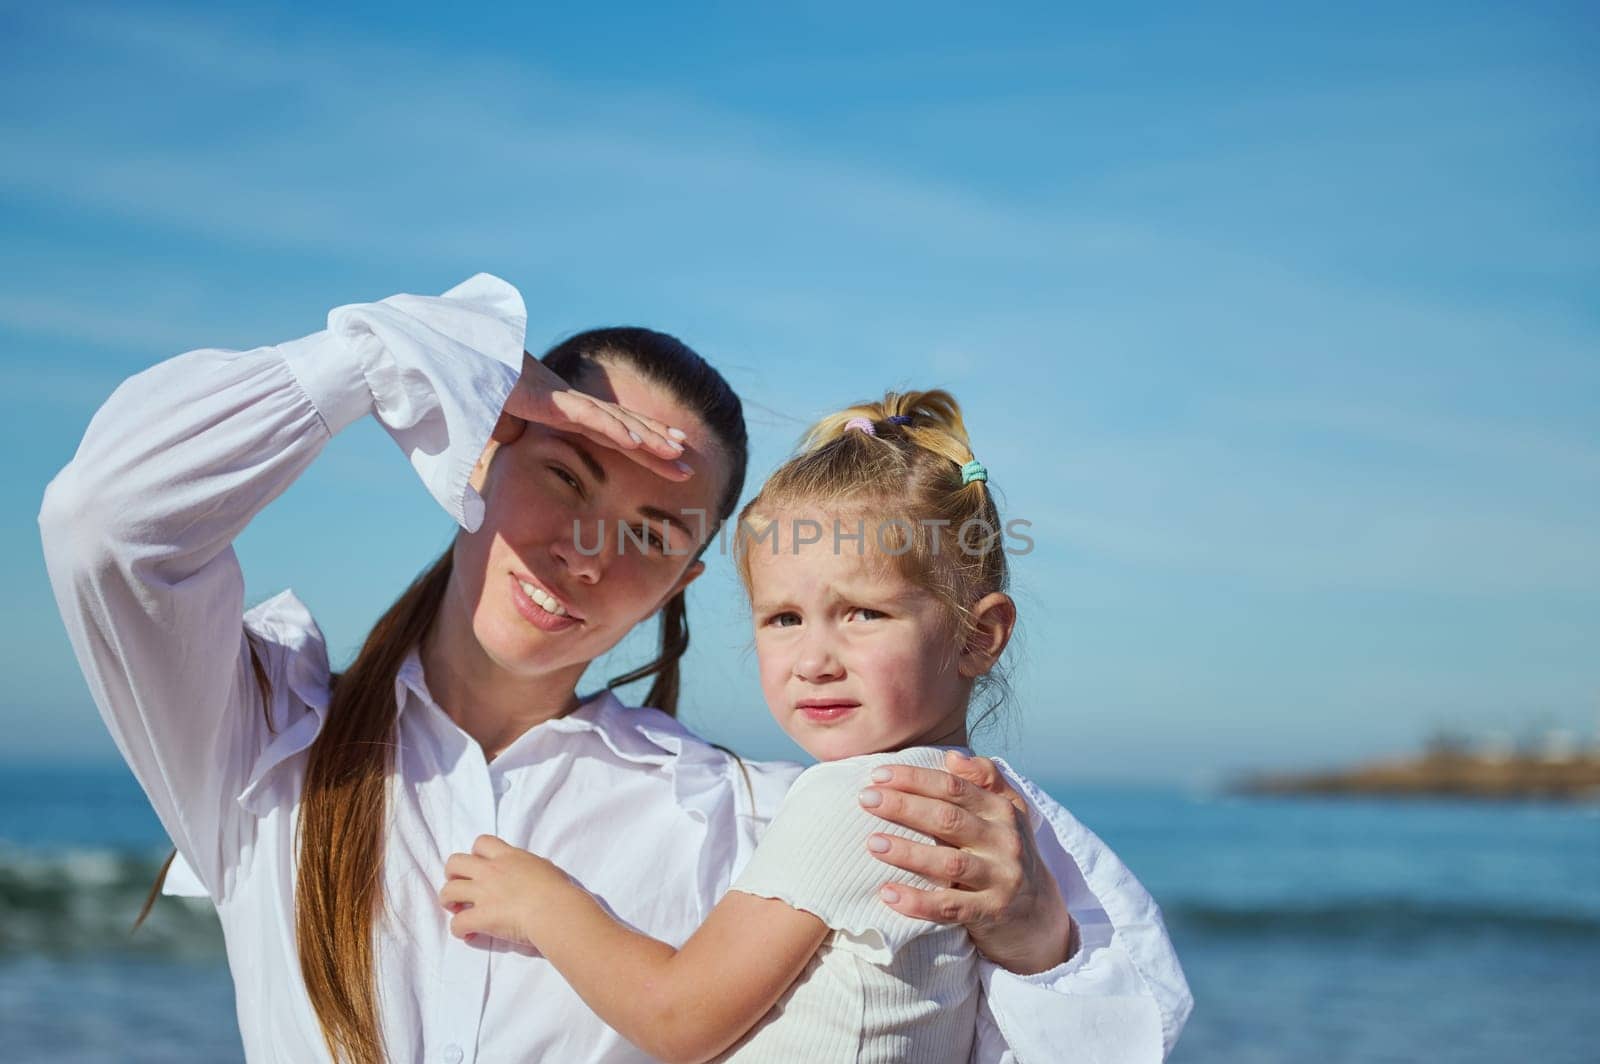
[723,747,978,1063]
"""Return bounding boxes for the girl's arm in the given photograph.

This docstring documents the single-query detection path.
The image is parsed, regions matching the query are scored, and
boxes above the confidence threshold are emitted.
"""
[38,276,526,899]
[442,835,828,1064]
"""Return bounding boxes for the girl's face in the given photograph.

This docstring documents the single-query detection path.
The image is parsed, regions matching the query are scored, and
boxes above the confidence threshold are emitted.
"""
[447,362,731,689]
[748,510,972,761]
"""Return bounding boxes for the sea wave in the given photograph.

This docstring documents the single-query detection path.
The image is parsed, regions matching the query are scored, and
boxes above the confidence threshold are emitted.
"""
[0,844,223,958]
[1164,897,1600,941]
[5,842,1597,962]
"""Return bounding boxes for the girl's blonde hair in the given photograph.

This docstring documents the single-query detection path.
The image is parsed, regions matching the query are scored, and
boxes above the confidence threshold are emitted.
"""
[733,389,1013,726]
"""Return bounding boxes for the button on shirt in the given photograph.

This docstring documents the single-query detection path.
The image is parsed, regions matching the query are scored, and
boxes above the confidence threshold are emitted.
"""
[40,274,1192,1062]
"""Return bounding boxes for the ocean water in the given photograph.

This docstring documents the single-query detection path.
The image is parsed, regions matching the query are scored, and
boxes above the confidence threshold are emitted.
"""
[2,764,1596,1063]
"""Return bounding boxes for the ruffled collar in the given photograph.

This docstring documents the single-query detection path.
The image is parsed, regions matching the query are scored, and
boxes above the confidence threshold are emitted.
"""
[391,645,705,772]
[229,593,736,919]
[392,646,734,917]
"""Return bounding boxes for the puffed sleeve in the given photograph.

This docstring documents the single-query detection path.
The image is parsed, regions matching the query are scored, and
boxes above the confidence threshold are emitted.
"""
[971,761,1192,1062]
[38,274,525,902]
[729,747,953,963]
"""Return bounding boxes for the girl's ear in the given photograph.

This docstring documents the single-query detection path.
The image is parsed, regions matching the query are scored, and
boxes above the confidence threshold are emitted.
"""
[958,592,1017,679]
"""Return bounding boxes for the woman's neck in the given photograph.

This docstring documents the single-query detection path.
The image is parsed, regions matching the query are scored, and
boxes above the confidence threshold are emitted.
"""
[418,622,586,762]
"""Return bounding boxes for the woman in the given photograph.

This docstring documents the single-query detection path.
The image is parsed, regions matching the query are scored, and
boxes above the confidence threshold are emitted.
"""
[40,274,1190,1062]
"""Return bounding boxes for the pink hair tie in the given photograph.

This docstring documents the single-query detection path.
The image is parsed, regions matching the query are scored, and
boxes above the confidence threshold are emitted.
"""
[844,416,877,437]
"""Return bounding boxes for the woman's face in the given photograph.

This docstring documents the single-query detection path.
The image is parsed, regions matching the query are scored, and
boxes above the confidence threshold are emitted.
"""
[448,361,732,688]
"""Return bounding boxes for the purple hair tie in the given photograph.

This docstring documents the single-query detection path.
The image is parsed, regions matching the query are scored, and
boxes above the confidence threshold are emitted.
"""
[887,415,914,426]
[844,416,877,436]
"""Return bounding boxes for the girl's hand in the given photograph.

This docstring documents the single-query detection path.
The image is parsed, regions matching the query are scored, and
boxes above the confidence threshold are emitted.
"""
[860,751,1078,975]
[492,352,695,481]
[438,834,570,947]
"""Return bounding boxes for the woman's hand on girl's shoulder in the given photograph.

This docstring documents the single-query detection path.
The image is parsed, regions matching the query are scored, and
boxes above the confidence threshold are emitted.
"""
[858,751,1077,975]
[493,353,695,481]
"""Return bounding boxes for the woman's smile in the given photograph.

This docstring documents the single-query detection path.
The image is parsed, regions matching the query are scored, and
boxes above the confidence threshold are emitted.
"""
[508,571,583,632]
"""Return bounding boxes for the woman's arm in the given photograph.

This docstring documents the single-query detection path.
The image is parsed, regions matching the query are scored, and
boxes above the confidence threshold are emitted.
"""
[37,275,527,899]
[861,752,1191,1060]
[441,835,828,1064]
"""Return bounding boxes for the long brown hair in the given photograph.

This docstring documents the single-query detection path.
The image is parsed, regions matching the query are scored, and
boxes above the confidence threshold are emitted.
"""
[140,328,748,1064]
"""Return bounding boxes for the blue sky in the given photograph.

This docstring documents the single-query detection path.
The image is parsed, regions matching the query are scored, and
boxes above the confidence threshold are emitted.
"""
[4,1,1597,785]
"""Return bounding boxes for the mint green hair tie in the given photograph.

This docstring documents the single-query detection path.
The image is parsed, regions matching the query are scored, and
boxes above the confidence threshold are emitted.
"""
[960,459,987,485]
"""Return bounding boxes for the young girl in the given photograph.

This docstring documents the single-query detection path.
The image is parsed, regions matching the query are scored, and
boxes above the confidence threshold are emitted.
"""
[440,389,1062,1063]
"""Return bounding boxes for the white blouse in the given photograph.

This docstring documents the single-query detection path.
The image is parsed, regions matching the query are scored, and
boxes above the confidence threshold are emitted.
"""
[725,747,979,1063]
[39,274,1192,1063]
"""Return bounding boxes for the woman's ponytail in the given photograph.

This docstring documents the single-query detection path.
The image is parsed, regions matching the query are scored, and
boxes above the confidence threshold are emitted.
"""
[296,547,453,1064]
[605,589,690,716]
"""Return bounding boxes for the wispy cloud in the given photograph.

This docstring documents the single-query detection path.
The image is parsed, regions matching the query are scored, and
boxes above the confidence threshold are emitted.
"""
[1,4,1094,269]
[1217,397,1600,483]
[6,1,1597,777]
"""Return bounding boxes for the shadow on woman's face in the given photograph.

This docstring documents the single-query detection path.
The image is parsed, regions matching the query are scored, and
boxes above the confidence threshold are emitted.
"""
[445,361,732,686]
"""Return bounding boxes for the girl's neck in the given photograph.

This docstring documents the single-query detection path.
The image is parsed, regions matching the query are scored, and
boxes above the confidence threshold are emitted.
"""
[867,697,969,756]
[418,621,586,762]
[919,720,969,750]
[890,717,968,753]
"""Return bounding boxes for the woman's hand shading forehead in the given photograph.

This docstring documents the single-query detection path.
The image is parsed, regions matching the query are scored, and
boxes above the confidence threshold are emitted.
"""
[492,352,696,482]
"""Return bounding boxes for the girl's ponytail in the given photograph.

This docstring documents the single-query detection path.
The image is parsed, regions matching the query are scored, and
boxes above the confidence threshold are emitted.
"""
[799,389,984,481]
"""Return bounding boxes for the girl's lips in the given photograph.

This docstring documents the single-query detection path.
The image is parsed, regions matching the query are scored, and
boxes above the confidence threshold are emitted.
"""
[508,572,581,633]
[797,702,859,724]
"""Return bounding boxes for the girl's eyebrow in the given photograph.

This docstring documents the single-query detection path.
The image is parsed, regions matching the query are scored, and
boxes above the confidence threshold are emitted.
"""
[753,584,914,614]
[826,575,916,603]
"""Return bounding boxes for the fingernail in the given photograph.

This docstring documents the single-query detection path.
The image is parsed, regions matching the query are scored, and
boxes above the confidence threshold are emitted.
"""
[628,430,642,444]
[870,767,892,783]
[666,438,685,452]
[867,835,890,853]
[858,789,881,808]
[675,460,694,476]
[667,427,688,441]
[879,885,900,903]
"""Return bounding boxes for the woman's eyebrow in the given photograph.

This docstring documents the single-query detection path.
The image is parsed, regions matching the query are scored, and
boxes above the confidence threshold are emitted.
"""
[553,435,608,484]
[640,505,695,541]
[556,435,697,543]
